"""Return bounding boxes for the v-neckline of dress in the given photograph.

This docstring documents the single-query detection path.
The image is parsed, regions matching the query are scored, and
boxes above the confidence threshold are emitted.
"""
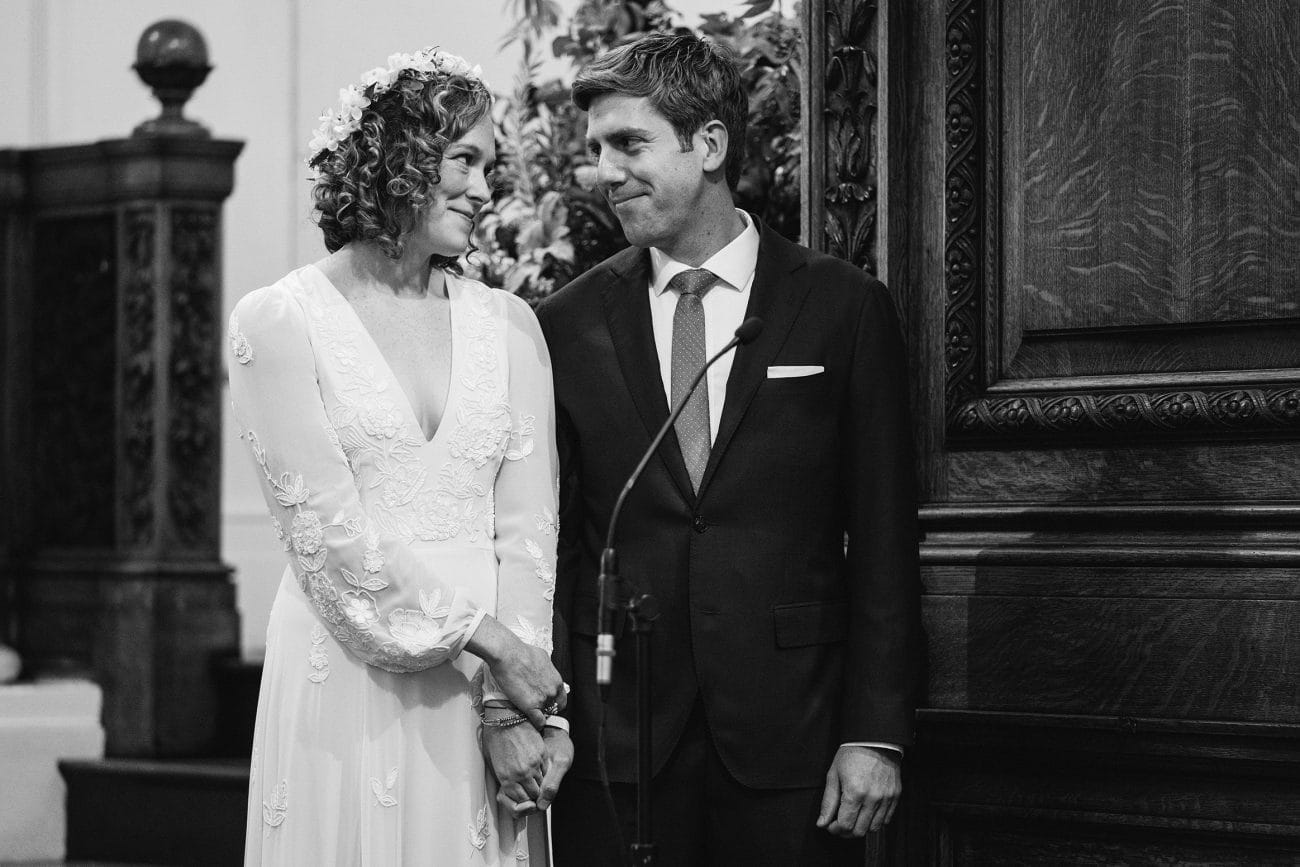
[308,263,457,446]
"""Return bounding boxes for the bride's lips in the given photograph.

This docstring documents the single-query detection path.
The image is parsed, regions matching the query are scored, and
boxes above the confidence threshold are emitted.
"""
[609,193,646,207]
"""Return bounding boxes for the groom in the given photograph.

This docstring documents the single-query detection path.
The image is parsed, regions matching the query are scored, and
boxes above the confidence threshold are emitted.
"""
[536,32,923,866]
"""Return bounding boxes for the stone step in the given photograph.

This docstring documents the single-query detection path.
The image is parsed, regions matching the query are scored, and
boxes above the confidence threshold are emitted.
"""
[60,759,248,867]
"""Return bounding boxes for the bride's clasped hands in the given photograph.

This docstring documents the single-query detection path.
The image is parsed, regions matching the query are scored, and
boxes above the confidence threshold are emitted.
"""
[471,616,575,816]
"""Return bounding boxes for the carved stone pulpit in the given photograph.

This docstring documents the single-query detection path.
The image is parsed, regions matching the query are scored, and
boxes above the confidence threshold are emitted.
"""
[0,21,242,757]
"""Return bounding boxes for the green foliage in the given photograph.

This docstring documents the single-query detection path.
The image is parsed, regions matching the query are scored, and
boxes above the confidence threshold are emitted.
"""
[468,0,802,302]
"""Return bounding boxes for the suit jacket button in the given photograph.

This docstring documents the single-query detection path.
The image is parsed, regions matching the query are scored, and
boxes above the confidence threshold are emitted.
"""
[692,516,708,533]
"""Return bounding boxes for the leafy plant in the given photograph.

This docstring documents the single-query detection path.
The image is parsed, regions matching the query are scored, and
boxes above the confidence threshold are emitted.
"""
[469,0,802,303]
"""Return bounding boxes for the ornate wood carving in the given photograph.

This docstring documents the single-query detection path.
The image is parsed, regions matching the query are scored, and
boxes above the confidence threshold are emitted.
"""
[167,207,220,550]
[821,0,879,272]
[955,387,1300,438]
[5,132,242,756]
[803,0,880,273]
[31,217,118,547]
[943,0,1300,443]
[943,0,983,415]
[120,207,156,548]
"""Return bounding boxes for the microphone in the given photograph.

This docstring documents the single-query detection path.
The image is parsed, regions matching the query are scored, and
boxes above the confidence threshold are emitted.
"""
[596,316,764,697]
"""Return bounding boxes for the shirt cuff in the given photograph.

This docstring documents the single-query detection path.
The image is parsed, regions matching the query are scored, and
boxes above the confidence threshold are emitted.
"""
[458,608,489,659]
[841,741,904,758]
[543,715,570,733]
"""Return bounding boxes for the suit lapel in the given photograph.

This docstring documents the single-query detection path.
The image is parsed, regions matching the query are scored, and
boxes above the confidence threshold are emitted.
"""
[601,249,697,505]
[698,222,810,497]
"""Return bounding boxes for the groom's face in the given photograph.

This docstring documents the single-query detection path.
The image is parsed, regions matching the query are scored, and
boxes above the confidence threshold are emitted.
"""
[585,93,708,256]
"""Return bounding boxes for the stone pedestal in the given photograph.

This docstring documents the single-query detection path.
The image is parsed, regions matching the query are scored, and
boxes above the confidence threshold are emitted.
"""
[0,136,243,756]
[0,679,104,860]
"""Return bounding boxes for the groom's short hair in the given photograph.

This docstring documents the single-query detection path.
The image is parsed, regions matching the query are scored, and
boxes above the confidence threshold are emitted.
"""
[572,32,748,189]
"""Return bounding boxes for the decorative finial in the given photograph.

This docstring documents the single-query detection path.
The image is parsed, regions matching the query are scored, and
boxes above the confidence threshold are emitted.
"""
[132,19,212,138]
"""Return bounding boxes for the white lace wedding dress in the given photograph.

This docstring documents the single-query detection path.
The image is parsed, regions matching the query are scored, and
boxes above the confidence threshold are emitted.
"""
[227,265,557,865]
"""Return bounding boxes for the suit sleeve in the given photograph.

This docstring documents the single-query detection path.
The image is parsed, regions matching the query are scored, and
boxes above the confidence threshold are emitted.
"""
[841,279,923,746]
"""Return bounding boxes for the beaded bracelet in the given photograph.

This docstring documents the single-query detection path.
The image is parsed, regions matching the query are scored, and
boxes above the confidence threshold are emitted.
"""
[480,711,530,729]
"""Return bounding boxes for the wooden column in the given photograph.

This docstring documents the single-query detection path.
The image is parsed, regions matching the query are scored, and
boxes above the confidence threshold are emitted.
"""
[889,0,1300,862]
[2,136,243,756]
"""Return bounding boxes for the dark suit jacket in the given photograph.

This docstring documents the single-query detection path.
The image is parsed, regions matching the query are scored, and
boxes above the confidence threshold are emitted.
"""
[535,218,922,789]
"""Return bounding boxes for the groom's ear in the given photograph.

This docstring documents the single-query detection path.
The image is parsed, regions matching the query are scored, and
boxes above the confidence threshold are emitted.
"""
[698,120,729,176]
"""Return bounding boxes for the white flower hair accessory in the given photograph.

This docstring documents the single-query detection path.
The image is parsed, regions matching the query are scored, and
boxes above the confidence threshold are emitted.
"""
[306,47,486,174]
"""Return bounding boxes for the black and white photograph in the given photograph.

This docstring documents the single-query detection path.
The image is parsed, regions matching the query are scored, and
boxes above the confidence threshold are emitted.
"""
[0,0,1297,864]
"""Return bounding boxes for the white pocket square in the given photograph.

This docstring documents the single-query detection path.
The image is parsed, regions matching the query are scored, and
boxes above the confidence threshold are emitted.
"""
[767,365,824,379]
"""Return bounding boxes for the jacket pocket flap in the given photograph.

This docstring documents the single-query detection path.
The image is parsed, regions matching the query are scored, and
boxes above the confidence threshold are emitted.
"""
[773,600,848,648]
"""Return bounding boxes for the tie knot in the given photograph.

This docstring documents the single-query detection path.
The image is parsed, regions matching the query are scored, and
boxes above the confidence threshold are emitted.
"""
[667,268,717,299]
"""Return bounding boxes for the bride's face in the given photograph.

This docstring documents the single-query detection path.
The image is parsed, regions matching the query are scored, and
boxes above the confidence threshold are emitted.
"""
[410,113,495,259]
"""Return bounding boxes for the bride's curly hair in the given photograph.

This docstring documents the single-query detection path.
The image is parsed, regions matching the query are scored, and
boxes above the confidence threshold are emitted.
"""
[311,71,492,271]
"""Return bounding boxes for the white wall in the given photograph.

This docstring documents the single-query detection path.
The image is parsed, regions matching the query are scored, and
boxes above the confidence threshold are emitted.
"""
[1,0,745,658]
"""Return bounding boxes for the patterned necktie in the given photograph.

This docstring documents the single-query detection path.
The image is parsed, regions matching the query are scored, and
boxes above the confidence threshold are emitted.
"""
[668,268,718,492]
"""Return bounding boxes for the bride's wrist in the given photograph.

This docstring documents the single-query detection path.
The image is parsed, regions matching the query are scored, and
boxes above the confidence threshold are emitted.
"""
[465,616,517,668]
[480,703,529,728]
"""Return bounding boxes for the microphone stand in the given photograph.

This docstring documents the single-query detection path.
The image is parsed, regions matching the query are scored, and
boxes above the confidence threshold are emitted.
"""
[597,317,764,867]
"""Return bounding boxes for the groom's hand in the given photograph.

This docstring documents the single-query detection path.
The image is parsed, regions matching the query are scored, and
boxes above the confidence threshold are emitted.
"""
[534,726,574,812]
[816,745,902,837]
[482,716,546,814]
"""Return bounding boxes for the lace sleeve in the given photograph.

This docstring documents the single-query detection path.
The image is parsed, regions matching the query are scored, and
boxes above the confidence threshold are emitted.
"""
[481,292,559,701]
[227,282,485,673]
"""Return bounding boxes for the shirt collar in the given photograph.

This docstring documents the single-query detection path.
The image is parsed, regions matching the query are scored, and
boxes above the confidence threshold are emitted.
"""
[650,209,760,296]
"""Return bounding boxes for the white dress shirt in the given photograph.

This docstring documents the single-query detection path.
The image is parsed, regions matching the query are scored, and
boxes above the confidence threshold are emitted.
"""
[649,210,759,440]
[646,210,903,759]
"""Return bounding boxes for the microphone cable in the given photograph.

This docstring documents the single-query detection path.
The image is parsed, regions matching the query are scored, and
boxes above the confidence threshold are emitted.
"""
[592,316,764,865]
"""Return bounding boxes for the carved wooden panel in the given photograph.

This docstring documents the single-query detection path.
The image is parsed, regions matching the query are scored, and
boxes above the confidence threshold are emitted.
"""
[166,207,221,553]
[5,138,242,756]
[120,206,157,549]
[802,0,880,274]
[944,0,1300,442]
[946,820,1300,866]
[1012,3,1300,332]
[31,216,117,547]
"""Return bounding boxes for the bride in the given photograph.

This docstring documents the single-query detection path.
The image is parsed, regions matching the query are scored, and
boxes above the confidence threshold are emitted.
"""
[228,47,571,865]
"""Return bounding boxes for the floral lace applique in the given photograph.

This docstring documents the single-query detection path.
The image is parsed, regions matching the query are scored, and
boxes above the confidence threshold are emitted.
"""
[301,281,507,547]
[513,615,553,654]
[534,507,556,536]
[468,802,490,850]
[324,423,349,464]
[244,428,456,673]
[362,530,385,573]
[263,780,288,834]
[228,316,254,365]
[469,668,486,714]
[270,515,291,552]
[505,413,535,462]
[308,624,330,683]
[387,589,454,656]
[523,539,555,601]
[447,396,513,469]
[514,818,530,861]
[371,767,399,807]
